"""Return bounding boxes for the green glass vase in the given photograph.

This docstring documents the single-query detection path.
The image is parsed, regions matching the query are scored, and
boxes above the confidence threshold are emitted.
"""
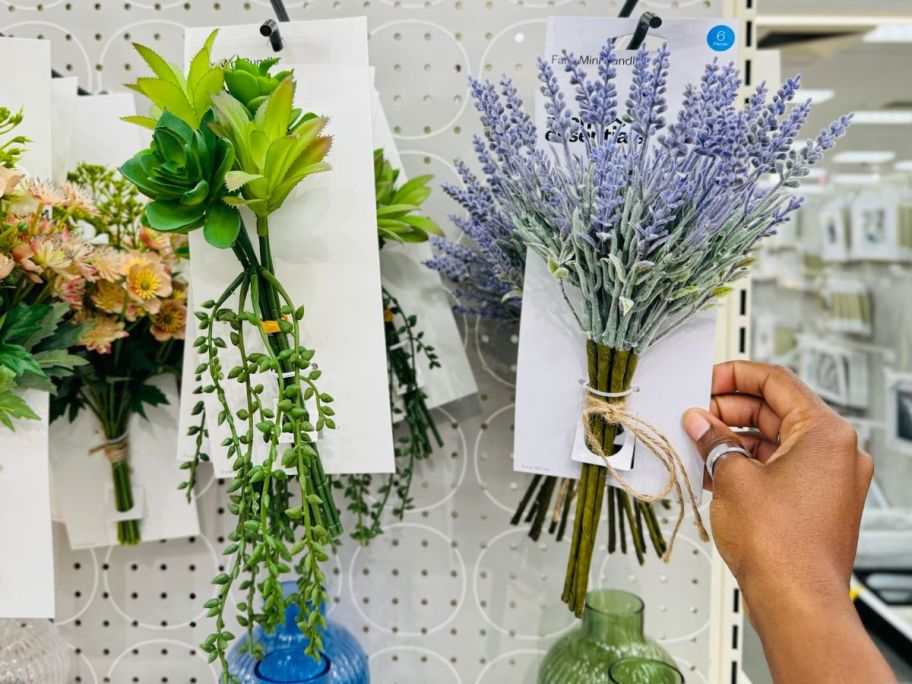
[609,657,684,684]
[537,589,674,684]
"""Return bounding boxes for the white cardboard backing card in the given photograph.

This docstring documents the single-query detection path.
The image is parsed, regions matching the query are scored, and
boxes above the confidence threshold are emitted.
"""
[50,77,78,182]
[514,18,734,498]
[185,20,394,477]
[47,95,199,549]
[0,393,55,618]
[0,38,55,618]
[371,91,479,419]
[50,376,201,549]
[68,93,148,168]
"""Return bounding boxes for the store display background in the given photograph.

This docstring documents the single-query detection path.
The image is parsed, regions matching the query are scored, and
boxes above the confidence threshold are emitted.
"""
[2,1,730,681]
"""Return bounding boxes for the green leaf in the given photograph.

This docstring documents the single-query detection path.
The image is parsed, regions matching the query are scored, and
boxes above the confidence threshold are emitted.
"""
[0,389,40,429]
[134,78,194,126]
[190,68,225,125]
[121,115,159,130]
[32,349,88,371]
[203,202,242,249]
[0,302,51,345]
[133,43,184,88]
[145,200,205,233]
[256,77,294,140]
[0,342,44,377]
[400,213,444,236]
[224,170,263,192]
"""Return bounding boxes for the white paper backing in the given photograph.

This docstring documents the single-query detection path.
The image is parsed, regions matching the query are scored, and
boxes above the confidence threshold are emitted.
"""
[0,1,741,681]
[0,37,55,619]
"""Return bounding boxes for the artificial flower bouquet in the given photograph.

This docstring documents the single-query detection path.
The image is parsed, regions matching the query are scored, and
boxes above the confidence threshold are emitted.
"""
[50,163,186,545]
[121,31,344,669]
[461,40,850,615]
[0,107,92,431]
[345,149,444,544]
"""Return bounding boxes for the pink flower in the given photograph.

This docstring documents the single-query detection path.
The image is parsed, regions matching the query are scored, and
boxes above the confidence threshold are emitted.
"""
[78,314,128,354]
[53,275,86,310]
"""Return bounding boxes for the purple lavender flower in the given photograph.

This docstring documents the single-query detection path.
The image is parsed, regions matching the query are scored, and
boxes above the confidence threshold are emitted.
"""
[430,41,850,349]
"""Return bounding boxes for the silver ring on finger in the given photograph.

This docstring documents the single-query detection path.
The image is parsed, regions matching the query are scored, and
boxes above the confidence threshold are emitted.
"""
[706,443,753,480]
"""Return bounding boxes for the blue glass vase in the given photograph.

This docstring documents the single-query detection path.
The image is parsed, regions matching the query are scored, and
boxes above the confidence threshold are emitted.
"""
[254,650,331,683]
[226,582,369,684]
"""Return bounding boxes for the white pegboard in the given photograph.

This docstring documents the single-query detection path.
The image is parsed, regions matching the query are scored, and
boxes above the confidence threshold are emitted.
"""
[0,0,756,682]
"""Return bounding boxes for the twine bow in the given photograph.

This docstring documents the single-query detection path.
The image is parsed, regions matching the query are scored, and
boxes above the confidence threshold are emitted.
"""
[89,433,129,465]
[582,391,709,561]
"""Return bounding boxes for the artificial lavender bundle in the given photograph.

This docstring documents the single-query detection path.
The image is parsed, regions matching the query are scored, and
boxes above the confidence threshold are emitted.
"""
[470,39,850,616]
[425,138,525,320]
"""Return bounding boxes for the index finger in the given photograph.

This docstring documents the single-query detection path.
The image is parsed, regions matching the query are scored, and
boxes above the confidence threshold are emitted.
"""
[711,361,825,419]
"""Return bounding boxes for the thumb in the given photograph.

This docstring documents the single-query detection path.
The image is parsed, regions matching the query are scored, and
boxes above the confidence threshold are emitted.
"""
[683,407,757,492]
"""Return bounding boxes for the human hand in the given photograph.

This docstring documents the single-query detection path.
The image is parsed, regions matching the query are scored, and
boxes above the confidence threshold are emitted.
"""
[681,361,894,684]
[682,361,872,603]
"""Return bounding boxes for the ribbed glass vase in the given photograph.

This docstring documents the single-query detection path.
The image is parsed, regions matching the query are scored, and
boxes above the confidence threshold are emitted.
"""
[609,657,684,684]
[537,589,673,684]
[254,650,332,683]
[0,619,70,684]
[226,581,368,684]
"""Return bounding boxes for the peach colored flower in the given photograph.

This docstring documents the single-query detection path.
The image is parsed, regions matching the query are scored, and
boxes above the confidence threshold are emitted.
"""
[79,314,128,354]
[122,249,160,272]
[0,253,13,280]
[151,299,187,342]
[63,239,97,281]
[126,258,172,313]
[0,167,23,199]
[91,247,126,282]
[28,236,71,278]
[91,279,126,314]
[60,181,97,215]
[53,275,86,310]
[139,226,170,252]
[10,242,41,282]
[24,178,66,207]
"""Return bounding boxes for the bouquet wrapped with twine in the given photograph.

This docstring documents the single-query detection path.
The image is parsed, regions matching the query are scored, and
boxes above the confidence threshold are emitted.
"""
[468,40,851,615]
[51,164,187,545]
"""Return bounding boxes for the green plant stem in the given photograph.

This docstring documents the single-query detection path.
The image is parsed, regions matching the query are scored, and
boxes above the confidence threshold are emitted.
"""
[563,343,637,617]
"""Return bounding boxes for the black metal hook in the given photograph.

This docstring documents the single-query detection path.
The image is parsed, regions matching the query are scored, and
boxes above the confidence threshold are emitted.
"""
[270,0,291,22]
[617,0,639,18]
[626,11,662,50]
[260,0,290,52]
[260,19,284,52]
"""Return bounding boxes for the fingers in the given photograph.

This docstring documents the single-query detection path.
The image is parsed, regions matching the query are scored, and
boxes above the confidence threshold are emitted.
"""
[710,394,782,442]
[712,361,824,419]
[683,408,761,492]
[737,431,780,464]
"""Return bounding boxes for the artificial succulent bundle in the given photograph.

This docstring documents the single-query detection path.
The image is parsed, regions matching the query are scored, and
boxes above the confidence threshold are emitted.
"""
[121,32,339,671]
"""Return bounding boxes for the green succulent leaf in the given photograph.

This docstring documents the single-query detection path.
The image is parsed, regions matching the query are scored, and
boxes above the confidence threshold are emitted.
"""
[203,202,242,249]
[124,29,222,129]
[373,148,441,244]
[121,109,240,248]
[211,77,332,216]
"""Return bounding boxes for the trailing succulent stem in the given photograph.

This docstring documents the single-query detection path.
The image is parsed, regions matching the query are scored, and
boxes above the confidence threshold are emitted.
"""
[184,222,339,675]
[345,288,442,544]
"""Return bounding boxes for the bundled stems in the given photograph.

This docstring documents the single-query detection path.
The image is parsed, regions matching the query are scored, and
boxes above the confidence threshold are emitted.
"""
[346,288,442,544]
[563,343,649,617]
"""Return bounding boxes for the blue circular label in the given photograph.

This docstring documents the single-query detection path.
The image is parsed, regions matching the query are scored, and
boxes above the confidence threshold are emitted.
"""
[707,24,736,52]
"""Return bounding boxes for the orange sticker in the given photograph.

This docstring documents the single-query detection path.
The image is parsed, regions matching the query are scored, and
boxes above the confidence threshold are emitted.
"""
[261,320,281,334]
[383,307,395,323]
